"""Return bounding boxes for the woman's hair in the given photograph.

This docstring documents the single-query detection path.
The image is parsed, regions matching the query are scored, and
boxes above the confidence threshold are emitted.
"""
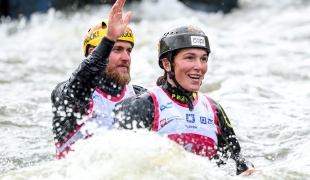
[156,50,180,86]
[156,52,171,86]
[156,71,167,86]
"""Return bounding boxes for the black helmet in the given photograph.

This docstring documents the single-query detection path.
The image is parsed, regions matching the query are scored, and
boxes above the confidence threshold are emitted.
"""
[158,25,211,69]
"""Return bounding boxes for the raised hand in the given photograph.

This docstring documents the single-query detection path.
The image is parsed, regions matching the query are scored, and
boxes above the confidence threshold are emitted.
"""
[106,0,132,41]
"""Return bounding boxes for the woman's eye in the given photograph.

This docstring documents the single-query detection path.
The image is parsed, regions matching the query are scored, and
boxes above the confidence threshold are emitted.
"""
[186,56,194,60]
[201,57,208,62]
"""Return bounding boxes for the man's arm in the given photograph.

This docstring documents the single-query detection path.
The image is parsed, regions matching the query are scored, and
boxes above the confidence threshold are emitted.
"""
[51,37,115,143]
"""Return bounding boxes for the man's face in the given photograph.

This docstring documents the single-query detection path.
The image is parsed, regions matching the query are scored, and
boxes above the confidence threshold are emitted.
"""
[105,41,133,86]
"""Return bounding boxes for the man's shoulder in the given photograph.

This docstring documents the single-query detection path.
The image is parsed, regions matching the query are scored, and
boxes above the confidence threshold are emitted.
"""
[51,81,67,102]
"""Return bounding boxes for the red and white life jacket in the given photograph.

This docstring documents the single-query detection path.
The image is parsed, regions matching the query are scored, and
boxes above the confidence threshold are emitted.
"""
[148,86,220,159]
[55,84,136,159]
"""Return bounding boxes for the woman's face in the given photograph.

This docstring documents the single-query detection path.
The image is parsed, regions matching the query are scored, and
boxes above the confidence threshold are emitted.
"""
[165,48,209,92]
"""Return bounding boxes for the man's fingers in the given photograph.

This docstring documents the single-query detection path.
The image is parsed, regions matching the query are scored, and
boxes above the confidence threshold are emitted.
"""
[106,0,130,41]
[112,0,126,13]
[110,5,122,17]
[123,11,132,24]
[110,0,129,22]
[114,0,126,8]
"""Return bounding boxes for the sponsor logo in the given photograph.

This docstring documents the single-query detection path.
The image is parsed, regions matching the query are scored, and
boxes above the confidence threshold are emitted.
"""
[186,114,195,123]
[121,30,133,38]
[200,116,214,124]
[191,36,206,46]
[160,118,167,127]
[90,110,109,119]
[208,118,214,124]
[200,117,206,124]
[91,110,97,118]
[84,31,99,45]
[171,94,188,101]
[92,94,100,99]
[185,125,197,129]
[202,101,209,111]
[188,26,200,32]
[160,102,173,111]
[167,116,184,123]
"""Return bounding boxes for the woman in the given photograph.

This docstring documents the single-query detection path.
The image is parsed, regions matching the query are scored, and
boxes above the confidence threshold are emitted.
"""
[113,25,259,175]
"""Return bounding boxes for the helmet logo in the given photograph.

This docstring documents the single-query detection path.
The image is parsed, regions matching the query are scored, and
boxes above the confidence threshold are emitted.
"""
[84,31,99,46]
[188,26,200,32]
[121,31,133,38]
[191,36,206,46]
[121,27,133,38]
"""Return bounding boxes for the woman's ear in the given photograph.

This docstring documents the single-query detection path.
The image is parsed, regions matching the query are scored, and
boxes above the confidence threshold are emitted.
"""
[162,58,171,72]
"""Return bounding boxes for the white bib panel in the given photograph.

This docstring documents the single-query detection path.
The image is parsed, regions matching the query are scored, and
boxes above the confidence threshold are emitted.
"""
[56,84,135,154]
[148,86,220,159]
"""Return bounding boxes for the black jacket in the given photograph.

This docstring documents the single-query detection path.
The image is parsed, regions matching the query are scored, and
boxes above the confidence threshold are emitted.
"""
[51,37,145,144]
[114,81,253,175]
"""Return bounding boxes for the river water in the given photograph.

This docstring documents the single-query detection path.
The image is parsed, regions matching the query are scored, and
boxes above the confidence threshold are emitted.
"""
[0,0,309,179]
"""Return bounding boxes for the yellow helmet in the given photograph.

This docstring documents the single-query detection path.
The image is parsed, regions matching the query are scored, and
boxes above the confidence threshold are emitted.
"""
[83,19,134,57]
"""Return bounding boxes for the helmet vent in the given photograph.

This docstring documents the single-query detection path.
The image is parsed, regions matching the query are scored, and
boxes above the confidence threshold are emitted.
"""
[101,21,107,29]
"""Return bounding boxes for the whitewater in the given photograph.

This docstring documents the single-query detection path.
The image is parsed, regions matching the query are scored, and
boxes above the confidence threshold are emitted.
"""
[0,0,309,179]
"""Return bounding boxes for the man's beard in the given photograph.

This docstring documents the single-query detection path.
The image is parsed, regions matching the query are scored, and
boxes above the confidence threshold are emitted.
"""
[104,64,131,87]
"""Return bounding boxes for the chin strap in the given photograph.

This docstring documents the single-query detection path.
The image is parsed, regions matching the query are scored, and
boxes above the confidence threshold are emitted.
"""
[167,52,194,111]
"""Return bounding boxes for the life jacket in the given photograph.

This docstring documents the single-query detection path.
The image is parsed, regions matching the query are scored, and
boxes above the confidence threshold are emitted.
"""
[55,84,136,159]
[148,86,220,159]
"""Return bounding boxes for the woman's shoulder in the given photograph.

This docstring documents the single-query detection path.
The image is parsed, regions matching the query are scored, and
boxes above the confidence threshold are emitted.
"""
[198,93,220,108]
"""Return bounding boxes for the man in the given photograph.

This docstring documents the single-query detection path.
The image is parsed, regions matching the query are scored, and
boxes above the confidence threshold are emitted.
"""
[51,0,145,159]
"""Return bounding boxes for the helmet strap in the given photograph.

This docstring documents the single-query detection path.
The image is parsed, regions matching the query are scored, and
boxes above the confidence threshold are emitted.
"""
[166,52,194,111]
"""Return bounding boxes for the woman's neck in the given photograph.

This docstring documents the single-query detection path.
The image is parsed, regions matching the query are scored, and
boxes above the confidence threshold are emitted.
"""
[162,81,195,104]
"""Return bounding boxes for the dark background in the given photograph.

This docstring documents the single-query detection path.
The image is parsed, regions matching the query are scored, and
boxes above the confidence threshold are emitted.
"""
[0,0,238,20]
